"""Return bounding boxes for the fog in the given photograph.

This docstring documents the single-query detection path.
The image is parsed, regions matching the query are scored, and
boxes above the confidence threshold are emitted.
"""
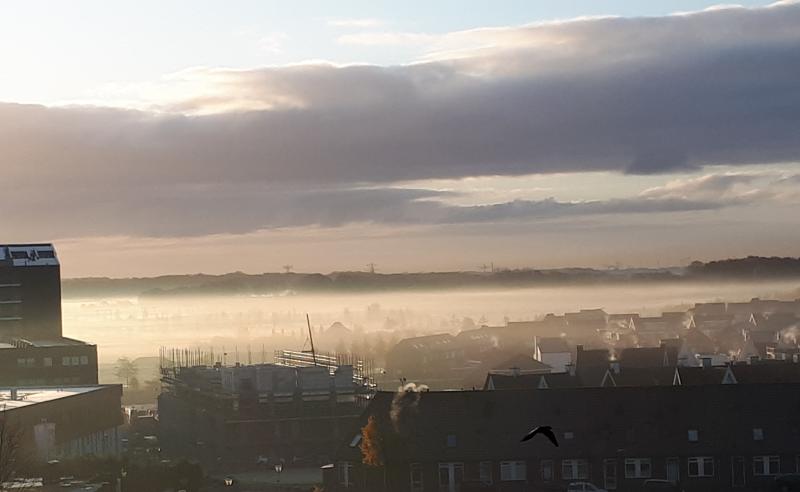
[62,280,800,365]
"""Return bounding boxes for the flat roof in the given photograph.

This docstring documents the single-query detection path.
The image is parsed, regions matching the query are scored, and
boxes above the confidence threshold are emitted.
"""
[0,244,59,267]
[0,386,113,412]
[24,338,90,348]
[8,337,93,348]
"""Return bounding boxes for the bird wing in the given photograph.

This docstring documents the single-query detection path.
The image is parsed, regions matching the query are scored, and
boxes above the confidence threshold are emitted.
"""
[520,426,540,442]
[541,427,559,447]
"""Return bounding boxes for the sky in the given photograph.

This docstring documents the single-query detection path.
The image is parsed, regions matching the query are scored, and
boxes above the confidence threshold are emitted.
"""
[1,0,799,277]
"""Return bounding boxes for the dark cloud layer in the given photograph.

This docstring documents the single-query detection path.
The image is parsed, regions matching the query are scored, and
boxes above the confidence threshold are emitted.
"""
[0,181,763,238]
[2,2,800,238]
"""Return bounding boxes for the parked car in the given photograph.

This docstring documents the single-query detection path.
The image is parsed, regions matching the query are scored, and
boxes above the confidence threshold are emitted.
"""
[643,479,682,491]
[567,482,608,492]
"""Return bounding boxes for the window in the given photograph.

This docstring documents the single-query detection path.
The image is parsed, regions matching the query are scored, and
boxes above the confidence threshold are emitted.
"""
[688,457,714,477]
[752,428,764,441]
[541,460,554,482]
[17,358,26,367]
[564,431,575,440]
[624,458,652,479]
[62,357,71,366]
[479,461,492,485]
[562,459,589,480]
[71,356,80,366]
[446,434,457,448]
[500,461,526,481]
[410,463,423,492]
[438,462,464,491]
[688,429,699,442]
[80,356,89,365]
[338,462,353,487]
[43,357,52,367]
[753,456,780,476]
[603,459,618,490]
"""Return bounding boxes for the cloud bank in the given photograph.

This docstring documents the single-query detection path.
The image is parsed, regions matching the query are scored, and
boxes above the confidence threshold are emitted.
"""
[2,2,800,239]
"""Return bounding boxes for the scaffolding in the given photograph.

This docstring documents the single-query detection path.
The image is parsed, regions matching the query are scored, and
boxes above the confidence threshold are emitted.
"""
[274,349,376,387]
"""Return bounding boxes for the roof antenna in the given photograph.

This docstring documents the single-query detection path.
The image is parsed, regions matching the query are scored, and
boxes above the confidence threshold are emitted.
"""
[306,313,318,366]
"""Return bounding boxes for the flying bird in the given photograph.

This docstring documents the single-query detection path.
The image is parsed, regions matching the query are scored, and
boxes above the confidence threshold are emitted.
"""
[521,425,559,447]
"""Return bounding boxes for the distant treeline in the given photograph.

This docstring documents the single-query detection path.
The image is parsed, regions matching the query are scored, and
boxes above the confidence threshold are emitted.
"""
[687,256,800,278]
[59,256,800,299]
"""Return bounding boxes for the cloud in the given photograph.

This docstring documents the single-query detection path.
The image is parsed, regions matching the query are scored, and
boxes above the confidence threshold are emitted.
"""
[258,32,288,53]
[640,171,800,204]
[3,3,800,239]
[0,177,759,239]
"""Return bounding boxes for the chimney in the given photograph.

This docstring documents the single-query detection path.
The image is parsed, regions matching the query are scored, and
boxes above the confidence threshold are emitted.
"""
[701,357,712,368]
[567,363,576,377]
[10,388,18,401]
[611,362,621,374]
[511,366,520,377]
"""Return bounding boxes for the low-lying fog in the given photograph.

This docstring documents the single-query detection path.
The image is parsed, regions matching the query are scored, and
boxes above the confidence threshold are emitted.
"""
[63,280,800,367]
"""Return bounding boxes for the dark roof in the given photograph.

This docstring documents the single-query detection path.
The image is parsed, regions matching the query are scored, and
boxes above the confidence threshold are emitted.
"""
[392,333,456,352]
[575,346,609,370]
[485,372,581,390]
[605,367,676,387]
[490,354,551,372]
[618,345,677,368]
[325,321,352,336]
[755,312,799,332]
[692,302,727,315]
[682,328,716,354]
[674,366,727,385]
[340,383,800,462]
[730,362,800,384]
[535,337,569,353]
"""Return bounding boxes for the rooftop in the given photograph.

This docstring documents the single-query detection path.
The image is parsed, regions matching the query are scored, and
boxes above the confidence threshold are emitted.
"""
[0,244,59,267]
[0,385,113,412]
[13,337,91,348]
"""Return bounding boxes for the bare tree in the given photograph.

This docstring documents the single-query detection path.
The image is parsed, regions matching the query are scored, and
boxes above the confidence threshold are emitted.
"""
[114,357,139,387]
[0,411,22,483]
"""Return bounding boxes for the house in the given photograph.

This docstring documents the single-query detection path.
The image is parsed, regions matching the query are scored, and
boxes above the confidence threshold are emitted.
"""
[690,302,727,316]
[385,334,464,377]
[632,315,685,346]
[575,345,610,386]
[326,383,800,492]
[487,354,551,375]
[600,366,676,387]
[676,328,726,367]
[533,337,571,372]
[690,313,734,339]
[617,344,678,369]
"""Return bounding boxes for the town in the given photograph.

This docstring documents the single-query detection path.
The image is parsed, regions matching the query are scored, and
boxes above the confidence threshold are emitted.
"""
[2,243,800,491]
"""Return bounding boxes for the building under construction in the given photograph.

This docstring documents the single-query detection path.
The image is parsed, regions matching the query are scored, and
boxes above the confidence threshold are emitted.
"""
[157,347,375,465]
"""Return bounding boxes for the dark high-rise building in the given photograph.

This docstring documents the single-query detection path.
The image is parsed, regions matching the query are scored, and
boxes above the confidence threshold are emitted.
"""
[0,243,98,387]
[0,244,63,340]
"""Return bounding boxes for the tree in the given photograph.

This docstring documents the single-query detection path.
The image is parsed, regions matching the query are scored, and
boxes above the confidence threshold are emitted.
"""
[114,357,139,387]
[0,412,22,482]
[359,416,383,467]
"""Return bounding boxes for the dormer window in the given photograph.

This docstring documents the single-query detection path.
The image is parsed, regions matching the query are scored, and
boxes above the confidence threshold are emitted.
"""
[688,429,699,442]
[446,434,457,447]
